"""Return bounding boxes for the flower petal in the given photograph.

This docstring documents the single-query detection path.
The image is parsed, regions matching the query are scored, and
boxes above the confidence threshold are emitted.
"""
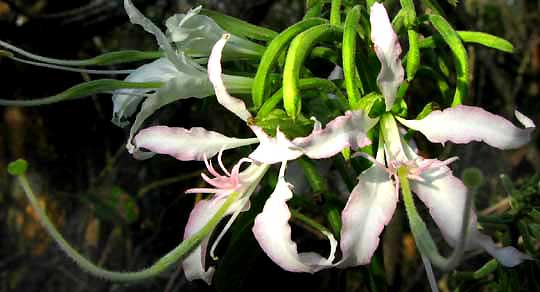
[166,6,262,58]
[182,196,247,284]
[133,126,259,161]
[248,126,303,164]
[125,67,214,155]
[396,105,535,150]
[182,199,219,284]
[124,0,183,69]
[339,149,397,267]
[252,162,336,272]
[370,3,404,110]
[208,34,252,122]
[293,110,377,159]
[410,161,530,266]
[111,58,178,127]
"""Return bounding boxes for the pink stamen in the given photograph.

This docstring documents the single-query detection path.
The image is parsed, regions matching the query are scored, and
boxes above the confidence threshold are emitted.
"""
[217,147,231,177]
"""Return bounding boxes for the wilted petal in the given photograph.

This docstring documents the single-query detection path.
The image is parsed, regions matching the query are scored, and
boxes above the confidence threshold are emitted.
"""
[252,162,336,272]
[166,7,262,58]
[473,231,532,267]
[208,34,252,122]
[112,58,178,127]
[248,126,303,164]
[182,199,219,284]
[339,148,397,267]
[370,3,404,111]
[397,105,536,150]
[410,161,530,266]
[293,110,377,159]
[133,126,259,161]
[125,68,214,154]
[182,196,248,284]
[124,0,183,69]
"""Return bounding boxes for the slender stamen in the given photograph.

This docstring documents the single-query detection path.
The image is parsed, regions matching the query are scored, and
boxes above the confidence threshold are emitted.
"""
[203,154,221,178]
[209,197,249,259]
[217,147,231,177]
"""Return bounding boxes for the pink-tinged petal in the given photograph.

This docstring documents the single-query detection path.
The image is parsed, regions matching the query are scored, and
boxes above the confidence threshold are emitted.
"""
[248,126,304,164]
[252,162,336,272]
[182,195,249,284]
[133,126,258,161]
[410,161,530,266]
[293,110,378,159]
[410,161,472,246]
[339,160,397,267]
[208,34,252,121]
[396,105,536,150]
[472,231,532,267]
[182,199,220,284]
[370,3,404,110]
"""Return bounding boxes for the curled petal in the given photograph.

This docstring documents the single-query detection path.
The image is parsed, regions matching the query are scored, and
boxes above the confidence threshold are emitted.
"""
[166,6,262,58]
[293,110,377,159]
[339,163,397,267]
[124,0,183,69]
[208,34,252,121]
[252,162,336,272]
[133,126,259,161]
[370,3,404,110]
[182,196,248,284]
[410,161,530,266]
[473,231,532,267]
[248,126,304,164]
[182,199,220,284]
[111,58,178,127]
[396,105,536,150]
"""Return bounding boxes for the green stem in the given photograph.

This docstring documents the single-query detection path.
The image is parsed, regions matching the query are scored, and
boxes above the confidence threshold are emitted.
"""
[283,24,342,119]
[16,174,241,282]
[251,18,327,109]
[428,15,469,106]
[398,166,474,271]
[342,5,363,106]
[200,9,278,42]
[330,0,342,26]
[304,0,323,19]
[0,80,162,107]
[257,78,346,118]
[291,209,331,236]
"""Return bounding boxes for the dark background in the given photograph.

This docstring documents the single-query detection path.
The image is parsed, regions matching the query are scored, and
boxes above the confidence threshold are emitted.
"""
[1,1,539,291]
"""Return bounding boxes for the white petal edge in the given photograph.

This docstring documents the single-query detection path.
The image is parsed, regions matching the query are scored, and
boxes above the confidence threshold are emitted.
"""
[248,126,304,164]
[133,125,259,161]
[293,110,377,159]
[396,105,536,150]
[112,58,178,126]
[123,0,182,69]
[370,3,404,111]
[410,162,530,267]
[338,162,397,267]
[208,34,252,121]
[252,162,336,272]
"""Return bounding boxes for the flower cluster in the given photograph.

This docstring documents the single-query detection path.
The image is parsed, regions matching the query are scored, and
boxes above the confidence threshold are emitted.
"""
[127,2,535,284]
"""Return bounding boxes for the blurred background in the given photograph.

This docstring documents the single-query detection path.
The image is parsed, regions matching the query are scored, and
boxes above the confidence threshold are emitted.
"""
[0,0,539,291]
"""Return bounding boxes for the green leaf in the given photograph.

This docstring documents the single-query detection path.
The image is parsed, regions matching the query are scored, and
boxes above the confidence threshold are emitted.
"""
[252,18,328,109]
[419,31,514,53]
[8,159,28,176]
[406,29,420,81]
[255,109,313,138]
[200,9,278,42]
[400,0,417,28]
[0,79,162,107]
[343,5,364,106]
[428,14,469,106]
[283,24,342,119]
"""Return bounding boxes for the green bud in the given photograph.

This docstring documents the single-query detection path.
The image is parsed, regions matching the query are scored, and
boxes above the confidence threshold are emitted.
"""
[8,159,28,176]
